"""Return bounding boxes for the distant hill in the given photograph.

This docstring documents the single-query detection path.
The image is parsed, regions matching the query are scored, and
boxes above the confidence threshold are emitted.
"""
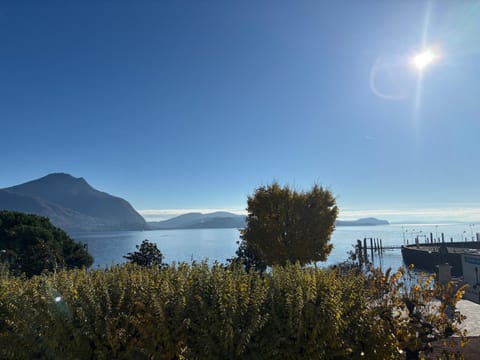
[148,211,246,230]
[336,217,389,226]
[149,213,388,230]
[0,173,147,233]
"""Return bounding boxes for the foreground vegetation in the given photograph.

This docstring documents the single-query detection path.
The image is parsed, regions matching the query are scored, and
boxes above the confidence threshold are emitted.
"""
[0,211,93,277]
[0,262,466,359]
[0,188,468,359]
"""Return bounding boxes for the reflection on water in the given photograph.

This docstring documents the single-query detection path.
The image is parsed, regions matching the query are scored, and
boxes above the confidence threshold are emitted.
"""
[73,223,476,271]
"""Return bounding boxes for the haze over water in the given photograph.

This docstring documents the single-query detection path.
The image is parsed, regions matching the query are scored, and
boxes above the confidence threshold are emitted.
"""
[75,223,478,270]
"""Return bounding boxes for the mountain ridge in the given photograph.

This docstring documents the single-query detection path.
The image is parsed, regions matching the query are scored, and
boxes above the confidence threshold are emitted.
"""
[148,212,389,229]
[0,173,147,233]
[1,174,390,232]
[336,217,389,226]
[148,211,246,230]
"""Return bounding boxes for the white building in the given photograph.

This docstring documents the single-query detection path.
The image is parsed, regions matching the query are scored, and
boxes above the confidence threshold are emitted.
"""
[461,251,480,303]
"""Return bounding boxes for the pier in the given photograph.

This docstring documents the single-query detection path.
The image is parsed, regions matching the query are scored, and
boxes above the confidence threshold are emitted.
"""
[354,237,391,266]
[351,230,480,273]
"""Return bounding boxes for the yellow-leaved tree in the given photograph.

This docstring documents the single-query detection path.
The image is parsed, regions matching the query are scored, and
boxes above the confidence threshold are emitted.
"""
[236,182,337,270]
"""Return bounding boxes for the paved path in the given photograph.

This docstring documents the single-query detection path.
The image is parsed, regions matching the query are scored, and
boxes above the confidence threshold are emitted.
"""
[421,301,480,359]
[457,299,480,336]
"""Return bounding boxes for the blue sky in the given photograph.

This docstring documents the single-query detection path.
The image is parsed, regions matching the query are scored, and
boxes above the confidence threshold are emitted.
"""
[1,1,480,222]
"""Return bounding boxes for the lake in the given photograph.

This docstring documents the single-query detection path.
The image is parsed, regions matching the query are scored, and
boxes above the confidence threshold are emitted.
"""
[73,223,478,271]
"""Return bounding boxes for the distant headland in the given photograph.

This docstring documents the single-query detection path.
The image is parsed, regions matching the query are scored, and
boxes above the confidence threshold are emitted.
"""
[336,217,389,226]
[148,213,389,229]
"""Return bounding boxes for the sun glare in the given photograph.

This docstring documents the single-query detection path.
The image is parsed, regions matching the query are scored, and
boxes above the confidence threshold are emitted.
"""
[411,48,438,71]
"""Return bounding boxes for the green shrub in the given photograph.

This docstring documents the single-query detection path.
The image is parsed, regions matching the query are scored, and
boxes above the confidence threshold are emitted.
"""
[0,263,465,359]
[0,211,93,277]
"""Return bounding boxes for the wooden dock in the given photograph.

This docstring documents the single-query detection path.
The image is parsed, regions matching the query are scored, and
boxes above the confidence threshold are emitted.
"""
[364,245,402,250]
[353,237,393,265]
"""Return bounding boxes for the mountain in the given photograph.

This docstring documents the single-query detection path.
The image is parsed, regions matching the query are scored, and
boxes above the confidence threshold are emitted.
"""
[0,173,147,233]
[148,211,246,230]
[336,217,389,226]
[149,213,388,230]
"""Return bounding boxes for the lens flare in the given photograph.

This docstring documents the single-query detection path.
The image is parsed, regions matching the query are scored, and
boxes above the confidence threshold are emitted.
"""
[411,48,438,71]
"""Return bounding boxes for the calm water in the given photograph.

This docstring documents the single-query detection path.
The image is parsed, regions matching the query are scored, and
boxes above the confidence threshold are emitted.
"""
[73,223,479,270]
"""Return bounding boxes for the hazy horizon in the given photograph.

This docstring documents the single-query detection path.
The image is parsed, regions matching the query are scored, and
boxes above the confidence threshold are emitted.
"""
[137,206,480,224]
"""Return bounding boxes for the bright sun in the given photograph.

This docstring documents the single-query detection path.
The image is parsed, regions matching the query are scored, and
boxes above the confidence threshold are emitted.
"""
[411,48,438,71]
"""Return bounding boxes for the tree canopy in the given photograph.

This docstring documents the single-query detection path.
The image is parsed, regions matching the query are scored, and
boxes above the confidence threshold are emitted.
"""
[0,210,93,276]
[238,183,338,268]
[124,239,164,267]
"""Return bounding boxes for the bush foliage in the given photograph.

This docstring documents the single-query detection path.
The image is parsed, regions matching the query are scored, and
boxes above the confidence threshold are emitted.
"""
[0,211,93,277]
[0,263,466,359]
